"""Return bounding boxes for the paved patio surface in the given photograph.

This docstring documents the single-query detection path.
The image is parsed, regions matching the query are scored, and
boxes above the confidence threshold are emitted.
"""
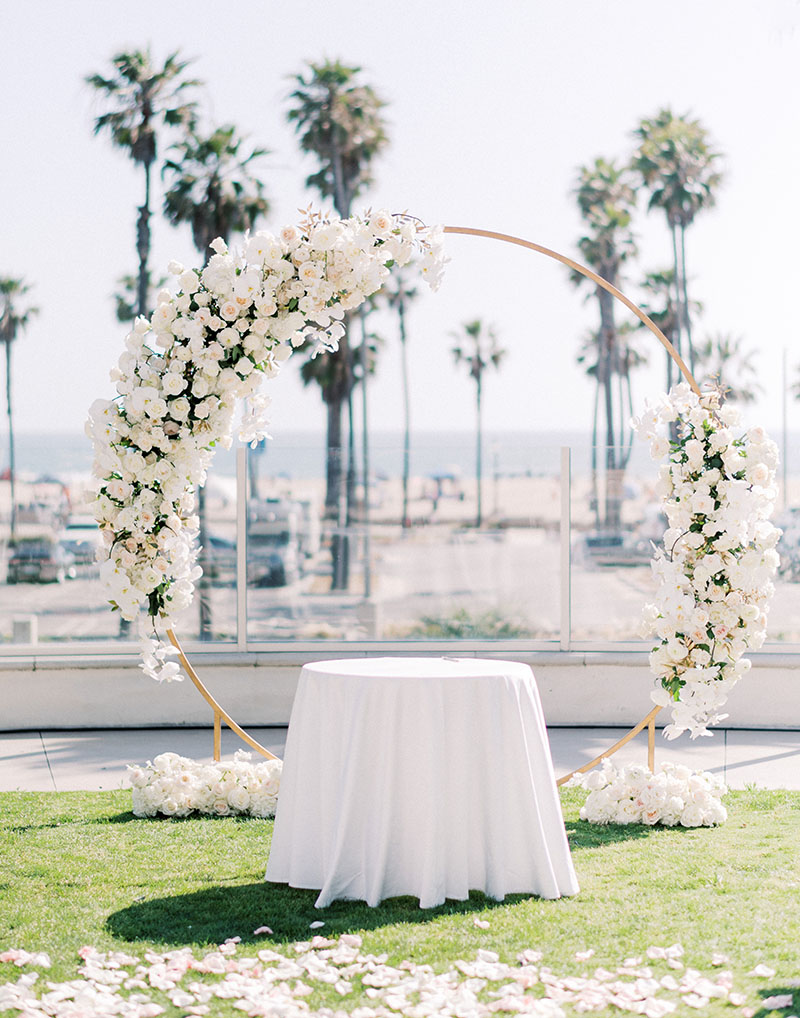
[1,726,799,793]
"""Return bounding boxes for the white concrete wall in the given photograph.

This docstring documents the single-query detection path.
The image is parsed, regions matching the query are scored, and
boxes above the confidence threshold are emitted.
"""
[1,649,797,730]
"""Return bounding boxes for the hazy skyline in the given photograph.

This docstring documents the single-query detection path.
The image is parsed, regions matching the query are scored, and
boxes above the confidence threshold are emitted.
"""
[2,0,799,452]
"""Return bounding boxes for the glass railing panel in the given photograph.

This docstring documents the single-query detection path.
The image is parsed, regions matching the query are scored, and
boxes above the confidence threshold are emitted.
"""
[569,442,659,643]
[180,446,238,644]
[245,433,562,643]
[0,432,119,644]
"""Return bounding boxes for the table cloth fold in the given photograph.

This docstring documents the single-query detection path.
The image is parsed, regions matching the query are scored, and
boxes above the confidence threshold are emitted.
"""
[265,657,579,908]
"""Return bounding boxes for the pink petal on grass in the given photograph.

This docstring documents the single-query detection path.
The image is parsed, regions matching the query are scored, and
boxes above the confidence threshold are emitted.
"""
[309,921,325,930]
[474,919,490,930]
[253,927,273,936]
[748,964,777,978]
[762,995,794,1009]
[575,950,595,962]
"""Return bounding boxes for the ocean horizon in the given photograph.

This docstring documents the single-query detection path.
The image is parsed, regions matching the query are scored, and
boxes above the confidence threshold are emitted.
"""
[3,427,797,484]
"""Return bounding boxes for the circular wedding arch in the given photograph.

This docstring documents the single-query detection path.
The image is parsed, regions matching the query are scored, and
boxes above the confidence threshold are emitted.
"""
[165,223,703,783]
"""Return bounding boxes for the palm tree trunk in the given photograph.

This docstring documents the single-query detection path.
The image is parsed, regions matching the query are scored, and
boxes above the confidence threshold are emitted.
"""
[326,398,347,590]
[679,225,695,375]
[590,380,600,531]
[136,161,152,318]
[398,299,411,528]
[324,397,343,518]
[598,287,620,530]
[5,340,15,543]
[621,370,635,470]
[670,222,683,368]
[475,375,483,528]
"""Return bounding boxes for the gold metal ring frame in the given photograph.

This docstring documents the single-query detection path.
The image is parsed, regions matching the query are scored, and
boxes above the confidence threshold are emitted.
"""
[166,224,702,782]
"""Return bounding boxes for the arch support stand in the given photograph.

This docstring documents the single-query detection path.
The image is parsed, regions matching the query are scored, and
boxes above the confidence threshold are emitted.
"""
[556,705,663,787]
[166,628,278,762]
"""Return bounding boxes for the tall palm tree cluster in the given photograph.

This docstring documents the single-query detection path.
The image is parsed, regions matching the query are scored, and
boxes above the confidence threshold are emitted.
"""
[573,109,758,531]
[83,49,392,613]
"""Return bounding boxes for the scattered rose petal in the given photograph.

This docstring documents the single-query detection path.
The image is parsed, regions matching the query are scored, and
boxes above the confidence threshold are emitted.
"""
[252,926,273,936]
[762,994,794,1009]
[710,952,730,966]
[474,919,490,930]
[309,921,325,929]
[748,964,777,978]
[575,949,595,962]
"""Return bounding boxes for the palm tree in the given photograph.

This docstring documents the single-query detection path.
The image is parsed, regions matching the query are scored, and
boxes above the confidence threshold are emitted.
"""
[632,109,723,374]
[286,59,388,589]
[87,49,198,318]
[571,158,639,531]
[0,278,38,543]
[577,321,645,529]
[385,270,419,527]
[451,320,506,528]
[162,122,269,639]
[697,333,761,403]
[112,272,168,325]
[163,124,268,257]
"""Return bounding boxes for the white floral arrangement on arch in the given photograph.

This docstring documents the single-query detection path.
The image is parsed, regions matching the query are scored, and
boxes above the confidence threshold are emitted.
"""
[572,760,727,827]
[633,383,780,740]
[128,750,282,818]
[86,211,446,680]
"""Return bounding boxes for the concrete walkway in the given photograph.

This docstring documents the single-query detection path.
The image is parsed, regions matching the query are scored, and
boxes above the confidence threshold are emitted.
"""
[1,726,799,793]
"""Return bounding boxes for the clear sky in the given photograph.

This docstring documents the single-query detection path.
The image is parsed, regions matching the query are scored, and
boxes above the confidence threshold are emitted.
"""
[2,0,799,441]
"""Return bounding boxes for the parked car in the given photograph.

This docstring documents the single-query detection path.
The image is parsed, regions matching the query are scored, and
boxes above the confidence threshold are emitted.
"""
[59,516,103,570]
[248,499,301,587]
[6,539,75,584]
[200,534,237,586]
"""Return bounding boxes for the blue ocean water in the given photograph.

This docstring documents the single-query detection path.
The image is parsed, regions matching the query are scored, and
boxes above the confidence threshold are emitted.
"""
[1,429,595,481]
[4,427,797,483]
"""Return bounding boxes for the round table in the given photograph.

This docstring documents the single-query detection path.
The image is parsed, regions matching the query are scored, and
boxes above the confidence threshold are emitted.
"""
[265,657,579,908]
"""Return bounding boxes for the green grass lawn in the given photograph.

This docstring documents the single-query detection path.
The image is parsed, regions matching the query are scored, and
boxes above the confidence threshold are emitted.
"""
[1,788,800,1016]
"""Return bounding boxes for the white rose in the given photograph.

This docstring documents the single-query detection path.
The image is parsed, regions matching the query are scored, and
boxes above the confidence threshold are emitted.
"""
[192,376,211,399]
[217,326,240,349]
[747,462,770,486]
[169,396,191,421]
[162,372,187,397]
[649,436,669,460]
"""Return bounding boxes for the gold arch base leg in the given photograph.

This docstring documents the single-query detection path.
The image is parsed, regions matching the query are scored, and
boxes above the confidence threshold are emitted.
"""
[166,628,278,763]
[556,705,663,787]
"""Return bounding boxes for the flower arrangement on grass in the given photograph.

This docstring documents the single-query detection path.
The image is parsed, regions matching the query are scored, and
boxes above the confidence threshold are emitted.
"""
[574,760,727,827]
[87,211,445,680]
[633,383,780,740]
[128,750,282,818]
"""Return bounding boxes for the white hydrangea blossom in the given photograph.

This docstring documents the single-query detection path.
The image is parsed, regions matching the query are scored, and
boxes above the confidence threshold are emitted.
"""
[576,760,727,827]
[128,750,282,818]
[87,212,447,680]
[632,383,780,740]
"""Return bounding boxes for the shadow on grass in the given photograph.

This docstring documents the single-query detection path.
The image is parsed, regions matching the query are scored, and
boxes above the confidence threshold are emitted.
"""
[565,820,664,849]
[106,882,533,946]
[9,812,142,832]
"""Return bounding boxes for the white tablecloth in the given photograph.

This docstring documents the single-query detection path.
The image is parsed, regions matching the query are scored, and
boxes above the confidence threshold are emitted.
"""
[265,657,579,908]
